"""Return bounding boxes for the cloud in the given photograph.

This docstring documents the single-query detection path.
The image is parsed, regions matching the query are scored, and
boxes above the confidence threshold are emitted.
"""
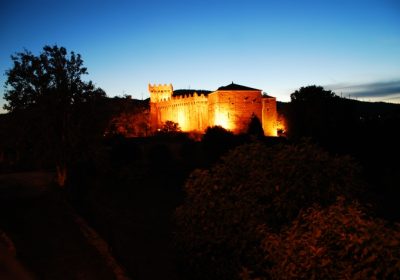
[325,79,400,98]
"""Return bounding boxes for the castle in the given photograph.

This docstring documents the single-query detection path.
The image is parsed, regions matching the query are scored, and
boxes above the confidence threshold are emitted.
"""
[149,82,278,136]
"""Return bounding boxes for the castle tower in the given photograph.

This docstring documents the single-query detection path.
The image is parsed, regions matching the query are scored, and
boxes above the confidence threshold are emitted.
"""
[148,83,173,132]
[208,83,263,134]
[149,83,173,102]
[262,95,277,136]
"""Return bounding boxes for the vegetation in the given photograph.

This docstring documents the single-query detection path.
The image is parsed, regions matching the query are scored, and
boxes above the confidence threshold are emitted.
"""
[246,114,264,138]
[287,85,342,141]
[283,85,400,221]
[3,45,104,112]
[175,141,366,279]
[201,125,238,163]
[290,85,337,103]
[105,98,149,137]
[259,197,400,280]
[159,120,182,134]
[2,45,106,186]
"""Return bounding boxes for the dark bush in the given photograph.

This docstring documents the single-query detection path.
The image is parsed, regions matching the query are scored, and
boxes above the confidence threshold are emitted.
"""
[201,126,237,164]
[175,141,365,279]
[259,197,400,280]
[246,114,264,138]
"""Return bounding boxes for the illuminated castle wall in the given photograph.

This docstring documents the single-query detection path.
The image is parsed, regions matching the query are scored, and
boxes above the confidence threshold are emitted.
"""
[149,83,277,136]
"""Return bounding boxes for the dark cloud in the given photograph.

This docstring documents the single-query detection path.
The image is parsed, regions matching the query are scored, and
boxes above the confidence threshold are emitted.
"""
[325,79,400,98]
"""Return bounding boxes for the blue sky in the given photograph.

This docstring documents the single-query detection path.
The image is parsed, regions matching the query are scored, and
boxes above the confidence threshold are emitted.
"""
[1,0,399,112]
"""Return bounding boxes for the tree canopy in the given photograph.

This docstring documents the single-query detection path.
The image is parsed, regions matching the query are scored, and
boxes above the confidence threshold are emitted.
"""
[246,114,264,137]
[290,85,337,103]
[2,45,106,186]
[286,85,352,142]
[160,120,181,133]
[4,45,105,112]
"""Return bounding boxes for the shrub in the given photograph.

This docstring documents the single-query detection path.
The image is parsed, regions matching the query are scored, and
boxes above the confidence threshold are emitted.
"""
[159,120,181,134]
[201,126,237,164]
[175,141,364,279]
[246,114,264,138]
[259,197,400,280]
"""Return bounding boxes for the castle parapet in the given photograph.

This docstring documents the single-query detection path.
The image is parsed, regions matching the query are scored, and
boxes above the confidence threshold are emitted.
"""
[148,83,173,92]
[152,91,208,104]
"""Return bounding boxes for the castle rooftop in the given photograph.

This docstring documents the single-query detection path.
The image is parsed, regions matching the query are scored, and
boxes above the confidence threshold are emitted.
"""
[217,83,261,91]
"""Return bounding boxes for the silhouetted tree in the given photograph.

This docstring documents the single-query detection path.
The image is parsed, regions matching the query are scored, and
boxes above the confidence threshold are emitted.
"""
[247,114,264,138]
[159,120,181,134]
[287,85,340,141]
[3,45,106,186]
[202,126,237,164]
[290,85,336,103]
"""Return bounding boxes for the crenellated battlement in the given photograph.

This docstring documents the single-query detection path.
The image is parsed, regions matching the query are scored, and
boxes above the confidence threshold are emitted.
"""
[155,91,209,104]
[148,83,173,93]
[149,83,173,102]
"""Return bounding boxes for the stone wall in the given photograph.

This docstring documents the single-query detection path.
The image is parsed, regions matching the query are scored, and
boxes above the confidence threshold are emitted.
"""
[208,90,262,134]
[152,93,209,132]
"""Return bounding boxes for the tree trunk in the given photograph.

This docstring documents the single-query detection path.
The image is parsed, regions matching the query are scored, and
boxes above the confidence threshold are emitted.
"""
[56,164,67,187]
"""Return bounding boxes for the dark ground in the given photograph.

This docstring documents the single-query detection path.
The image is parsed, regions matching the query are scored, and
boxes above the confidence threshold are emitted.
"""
[0,172,120,280]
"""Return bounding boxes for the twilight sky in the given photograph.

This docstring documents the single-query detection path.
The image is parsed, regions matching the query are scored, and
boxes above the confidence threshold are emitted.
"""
[1,0,399,112]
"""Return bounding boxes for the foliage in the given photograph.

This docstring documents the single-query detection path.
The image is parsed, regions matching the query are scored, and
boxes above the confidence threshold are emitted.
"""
[105,98,149,137]
[287,85,350,141]
[175,141,364,279]
[107,112,149,137]
[290,85,337,103]
[104,97,149,138]
[246,114,264,137]
[159,120,181,134]
[2,45,106,185]
[203,125,234,141]
[4,45,104,112]
[201,126,237,164]
[259,197,400,280]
